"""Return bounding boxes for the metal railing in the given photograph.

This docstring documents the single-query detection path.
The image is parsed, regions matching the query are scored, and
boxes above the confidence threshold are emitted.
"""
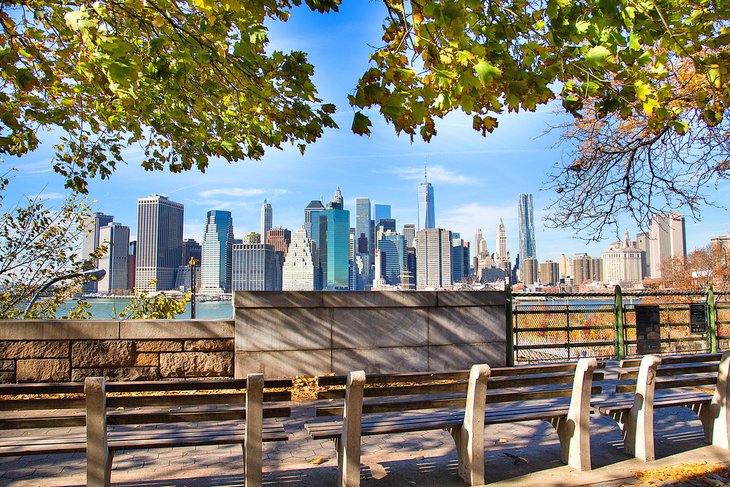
[508,285,728,364]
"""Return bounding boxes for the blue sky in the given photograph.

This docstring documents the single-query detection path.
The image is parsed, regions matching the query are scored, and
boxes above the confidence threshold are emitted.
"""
[3,2,729,262]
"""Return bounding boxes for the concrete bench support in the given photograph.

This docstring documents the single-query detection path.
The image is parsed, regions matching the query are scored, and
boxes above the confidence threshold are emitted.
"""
[338,370,366,487]
[700,351,730,449]
[86,376,111,487]
[621,355,662,461]
[245,373,264,487]
[550,357,598,471]
[450,364,490,486]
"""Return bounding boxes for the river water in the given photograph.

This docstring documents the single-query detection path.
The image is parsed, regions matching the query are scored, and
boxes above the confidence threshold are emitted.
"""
[60,298,233,320]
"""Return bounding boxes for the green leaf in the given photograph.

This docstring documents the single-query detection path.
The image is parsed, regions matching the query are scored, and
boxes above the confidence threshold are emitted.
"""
[351,111,372,136]
[474,60,501,85]
[585,46,612,68]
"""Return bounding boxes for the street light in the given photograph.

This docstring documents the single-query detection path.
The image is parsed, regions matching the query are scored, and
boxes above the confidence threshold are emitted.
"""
[23,268,106,318]
[189,257,199,319]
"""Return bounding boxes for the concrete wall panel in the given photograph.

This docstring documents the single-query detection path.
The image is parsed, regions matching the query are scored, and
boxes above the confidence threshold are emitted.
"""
[332,347,429,375]
[429,306,505,345]
[236,308,331,351]
[331,308,428,348]
[428,343,506,370]
[235,350,331,378]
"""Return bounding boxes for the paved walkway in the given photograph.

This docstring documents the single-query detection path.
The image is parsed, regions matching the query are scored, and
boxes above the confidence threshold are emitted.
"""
[1,399,728,486]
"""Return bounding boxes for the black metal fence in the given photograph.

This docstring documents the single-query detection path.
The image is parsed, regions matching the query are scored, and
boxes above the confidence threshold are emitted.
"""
[510,286,728,364]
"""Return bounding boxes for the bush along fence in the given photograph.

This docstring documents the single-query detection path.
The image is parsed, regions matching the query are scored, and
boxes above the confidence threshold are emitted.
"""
[508,285,729,364]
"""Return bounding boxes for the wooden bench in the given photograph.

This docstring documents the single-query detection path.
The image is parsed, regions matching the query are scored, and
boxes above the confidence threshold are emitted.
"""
[592,352,730,462]
[0,375,292,487]
[305,358,600,487]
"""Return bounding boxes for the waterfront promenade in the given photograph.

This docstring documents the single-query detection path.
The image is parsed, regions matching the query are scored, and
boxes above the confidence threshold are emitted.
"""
[1,398,727,486]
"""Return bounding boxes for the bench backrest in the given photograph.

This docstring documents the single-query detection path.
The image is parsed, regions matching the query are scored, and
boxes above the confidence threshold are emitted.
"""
[616,353,722,393]
[0,377,293,430]
[315,362,604,417]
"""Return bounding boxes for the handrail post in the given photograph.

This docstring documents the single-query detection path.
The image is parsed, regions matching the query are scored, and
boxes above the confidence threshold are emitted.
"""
[708,285,718,354]
[614,285,625,360]
[505,284,514,367]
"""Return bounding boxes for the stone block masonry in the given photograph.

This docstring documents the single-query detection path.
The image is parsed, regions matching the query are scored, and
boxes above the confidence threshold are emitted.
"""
[235,291,508,378]
[0,291,508,382]
[0,319,234,383]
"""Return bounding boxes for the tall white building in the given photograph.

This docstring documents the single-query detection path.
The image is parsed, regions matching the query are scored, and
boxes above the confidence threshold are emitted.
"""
[495,219,509,265]
[649,212,686,278]
[415,228,452,290]
[282,227,315,291]
[558,254,572,279]
[135,195,184,291]
[201,210,234,294]
[602,230,645,284]
[260,200,272,239]
[417,169,435,230]
[82,212,114,292]
[97,222,129,293]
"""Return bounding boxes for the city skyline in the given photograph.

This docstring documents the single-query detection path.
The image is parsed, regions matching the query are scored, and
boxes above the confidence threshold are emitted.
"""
[3,1,728,261]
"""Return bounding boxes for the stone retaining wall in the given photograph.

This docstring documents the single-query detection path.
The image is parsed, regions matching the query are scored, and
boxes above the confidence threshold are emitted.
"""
[0,319,234,383]
[234,291,508,378]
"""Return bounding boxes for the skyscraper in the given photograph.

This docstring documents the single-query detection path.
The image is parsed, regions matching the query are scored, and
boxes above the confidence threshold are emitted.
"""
[266,227,291,256]
[518,193,536,264]
[417,169,435,230]
[231,242,280,291]
[402,224,416,248]
[304,200,325,290]
[374,204,391,227]
[648,212,687,278]
[602,230,645,284]
[282,227,315,291]
[377,231,406,286]
[355,198,371,254]
[260,199,272,239]
[201,210,234,293]
[82,212,114,292]
[135,195,184,291]
[415,228,452,289]
[319,207,351,290]
[97,222,129,293]
[331,186,344,210]
[496,219,508,265]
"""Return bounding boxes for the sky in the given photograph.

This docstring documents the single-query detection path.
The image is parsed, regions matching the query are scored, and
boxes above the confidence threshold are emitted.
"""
[3,2,729,262]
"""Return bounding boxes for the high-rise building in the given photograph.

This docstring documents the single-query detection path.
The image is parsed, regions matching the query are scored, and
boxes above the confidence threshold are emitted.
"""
[474,228,486,257]
[182,238,201,264]
[415,228,452,289]
[711,233,730,252]
[602,230,645,284]
[282,227,315,290]
[266,227,291,256]
[417,169,435,230]
[521,257,538,285]
[558,254,572,278]
[517,193,536,266]
[319,207,351,290]
[127,241,136,291]
[635,232,651,279]
[496,219,509,265]
[97,222,129,293]
[201,210,234,294]
[260,199,272,239]
[331,186,344,210]
[649,212,687,278]
[572,253,596,284]
[135,195,184,291]
[374,204,391,226]
[539,260,560,285]
[377,231,406,286]
[231,242,280,291]
[243,232,261,244]
[82,212,114,292]
[355,198,372,254]
[451,237,467,283]
[403,224,416,248]
[304,200,325,290]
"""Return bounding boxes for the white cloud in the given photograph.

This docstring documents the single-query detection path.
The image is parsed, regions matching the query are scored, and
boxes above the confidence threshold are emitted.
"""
[26,192,66,201]
[197,188,288,199]
[387,165,477,185]
[441,202,517,243]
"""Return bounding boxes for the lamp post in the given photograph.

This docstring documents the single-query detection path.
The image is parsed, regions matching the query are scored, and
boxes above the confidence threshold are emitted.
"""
[23,268,106,318]
[189,257,198,319]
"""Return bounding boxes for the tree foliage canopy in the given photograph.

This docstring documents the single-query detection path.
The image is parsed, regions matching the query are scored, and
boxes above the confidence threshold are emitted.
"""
[1,0,339,193]
[1,0,728,232]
